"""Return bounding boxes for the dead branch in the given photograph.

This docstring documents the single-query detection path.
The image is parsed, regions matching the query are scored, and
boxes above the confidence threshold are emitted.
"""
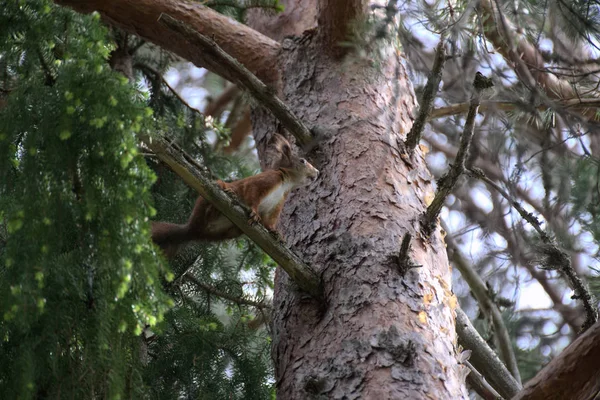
[456,308,521,399]
[465,361,505,400]
[406,38,446,151]
[469,168,597,331]
[443,221,521,384]
[423,72,492,236]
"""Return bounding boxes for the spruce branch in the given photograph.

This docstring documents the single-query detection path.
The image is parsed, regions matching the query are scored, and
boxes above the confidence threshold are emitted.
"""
[183,273,271,310]
[158,14,313,147]
[405,38,446,151]
[135,63,203,115]
[455,308,522,399]
[422,72,490,236]
[147,136,323,300]
[468,168,598,332]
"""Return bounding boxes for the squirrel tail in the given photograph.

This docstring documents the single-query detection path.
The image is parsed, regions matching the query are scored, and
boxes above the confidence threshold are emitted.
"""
[151,221,190,258]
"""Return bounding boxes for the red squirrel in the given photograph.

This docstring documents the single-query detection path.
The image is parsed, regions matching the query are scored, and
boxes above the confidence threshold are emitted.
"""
[151,134,319,257]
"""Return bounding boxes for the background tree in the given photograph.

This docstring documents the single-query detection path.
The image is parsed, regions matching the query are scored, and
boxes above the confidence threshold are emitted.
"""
[2,0,600,399]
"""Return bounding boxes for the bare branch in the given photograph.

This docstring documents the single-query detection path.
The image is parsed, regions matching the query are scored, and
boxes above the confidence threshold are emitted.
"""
[469,168,597,331]
[479,0,599,118]
[450,184,584,331]
[159,14,314,146]
[224,109,252,154]
[455,308,522,399]
[147,136,323,299]
[443,221,522,385]
[406,38,446,151]
[431,98,600,121]
[423,72,491,236]
[205,85,240,117]
[464,361,505,400]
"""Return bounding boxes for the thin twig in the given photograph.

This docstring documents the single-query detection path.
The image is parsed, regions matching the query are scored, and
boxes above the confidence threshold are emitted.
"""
[443,220,522,384]
[183,274,271,309]
[147,136,323,300]
[158,14,313,146]
[455,308,522,399]
[405,38,446,151]
[468,167,598,332]
[135,63,203,115]
[422,72,492,236]
[430,98,600,121]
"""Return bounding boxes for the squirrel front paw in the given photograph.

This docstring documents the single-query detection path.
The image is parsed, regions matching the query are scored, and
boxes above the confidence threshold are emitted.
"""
[248,210,261,225]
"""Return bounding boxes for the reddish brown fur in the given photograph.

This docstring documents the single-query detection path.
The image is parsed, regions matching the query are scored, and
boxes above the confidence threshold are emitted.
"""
[151,134,318,257]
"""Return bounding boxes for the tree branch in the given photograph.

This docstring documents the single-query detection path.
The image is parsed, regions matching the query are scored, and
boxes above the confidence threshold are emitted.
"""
[147,136,323,299]
[455,308,522,399]
[158,14,313,147]
[423,72,491,236]
[54,0,280,83]
[511,319,600,400]
[405,38,446,151]
[464,361,505,400]
[205,85,239,117]
[443,221,522,385]
[469,168,597,331]
[183,273,271,309]
[479,0,599,117]
[135,62,203,115]
[430,98,600,121]
[224,109,251,154]
[450,184,584,332]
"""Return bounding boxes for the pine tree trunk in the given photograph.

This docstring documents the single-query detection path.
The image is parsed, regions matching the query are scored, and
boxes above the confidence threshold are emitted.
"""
[249,3,469,398]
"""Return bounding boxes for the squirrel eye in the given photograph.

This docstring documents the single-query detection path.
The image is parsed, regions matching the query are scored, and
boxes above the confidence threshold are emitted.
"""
[301,159,307,165]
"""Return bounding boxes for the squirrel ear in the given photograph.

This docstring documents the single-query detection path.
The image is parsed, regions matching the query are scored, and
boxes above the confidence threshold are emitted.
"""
[265,134,291,168]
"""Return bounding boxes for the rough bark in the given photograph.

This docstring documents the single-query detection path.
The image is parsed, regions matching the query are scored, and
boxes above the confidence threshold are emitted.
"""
[318,0,368,54]
[54,0,280,83]
[247,0,318,42]
[511,320,600,400]
[247,3,468,394]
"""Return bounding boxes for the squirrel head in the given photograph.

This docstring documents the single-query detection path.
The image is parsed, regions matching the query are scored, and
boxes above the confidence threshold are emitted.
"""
[268,133,319,185]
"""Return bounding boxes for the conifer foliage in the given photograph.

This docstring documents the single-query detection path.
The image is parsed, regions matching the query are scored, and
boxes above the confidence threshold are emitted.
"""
[0,2,272,398]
